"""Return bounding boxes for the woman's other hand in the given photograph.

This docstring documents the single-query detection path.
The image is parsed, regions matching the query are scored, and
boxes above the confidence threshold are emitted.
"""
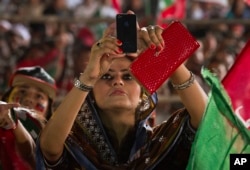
[136,25,165,56]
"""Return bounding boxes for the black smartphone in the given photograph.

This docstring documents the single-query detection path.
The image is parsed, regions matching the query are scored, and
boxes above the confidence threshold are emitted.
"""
[116,14,137,53]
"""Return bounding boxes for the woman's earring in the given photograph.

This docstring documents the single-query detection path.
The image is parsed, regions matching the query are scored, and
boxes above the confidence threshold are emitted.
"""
[139,97,150,112]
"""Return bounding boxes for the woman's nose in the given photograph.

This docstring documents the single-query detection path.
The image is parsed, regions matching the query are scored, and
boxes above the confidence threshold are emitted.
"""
[112,76,124,86]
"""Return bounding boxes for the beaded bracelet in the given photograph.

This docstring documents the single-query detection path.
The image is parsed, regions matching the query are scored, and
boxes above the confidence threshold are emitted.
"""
[171,71,195,90]
[74,78,93,92]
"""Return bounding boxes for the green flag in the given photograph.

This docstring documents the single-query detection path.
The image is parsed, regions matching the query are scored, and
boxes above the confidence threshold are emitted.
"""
[186,68,250,170]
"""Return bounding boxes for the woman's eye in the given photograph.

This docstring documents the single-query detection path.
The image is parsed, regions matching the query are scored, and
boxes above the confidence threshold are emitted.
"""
[123,74,133,80]
[36,94,44,100]
[101,74,113,80]
[18,89,26,95]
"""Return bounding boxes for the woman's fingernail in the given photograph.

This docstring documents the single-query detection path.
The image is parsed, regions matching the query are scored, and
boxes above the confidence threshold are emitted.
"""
[118,48,123,53]
[150,44,156,49]
[156,46,162,51]
[117,40,122,45]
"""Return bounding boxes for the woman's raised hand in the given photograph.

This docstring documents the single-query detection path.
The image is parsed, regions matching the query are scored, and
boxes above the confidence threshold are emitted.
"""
[80,11,165,86]
[137,25,165,55]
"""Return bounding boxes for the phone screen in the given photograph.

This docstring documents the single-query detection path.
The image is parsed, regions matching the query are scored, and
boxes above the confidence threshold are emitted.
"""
[116,14,137,53]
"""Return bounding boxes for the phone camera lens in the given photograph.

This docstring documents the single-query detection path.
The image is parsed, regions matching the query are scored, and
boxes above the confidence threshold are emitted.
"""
[124,21,129,27]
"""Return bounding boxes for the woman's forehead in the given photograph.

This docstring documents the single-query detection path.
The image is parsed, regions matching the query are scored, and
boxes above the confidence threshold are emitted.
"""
[109,57,132,70]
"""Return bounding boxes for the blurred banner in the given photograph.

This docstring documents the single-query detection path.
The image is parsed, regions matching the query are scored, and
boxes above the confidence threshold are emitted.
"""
[222,40,250,130]
[157,0,186,27]
[194,0,228,7]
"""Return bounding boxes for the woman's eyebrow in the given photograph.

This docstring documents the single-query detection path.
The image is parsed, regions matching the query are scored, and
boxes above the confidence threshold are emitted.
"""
[108,68,129,72]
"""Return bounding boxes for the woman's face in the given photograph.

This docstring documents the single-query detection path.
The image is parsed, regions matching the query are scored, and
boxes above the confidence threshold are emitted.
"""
[93,57,141,112]
[7,84,49,118]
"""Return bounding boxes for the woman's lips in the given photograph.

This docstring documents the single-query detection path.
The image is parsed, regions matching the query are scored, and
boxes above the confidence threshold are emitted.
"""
[109,89,126,96]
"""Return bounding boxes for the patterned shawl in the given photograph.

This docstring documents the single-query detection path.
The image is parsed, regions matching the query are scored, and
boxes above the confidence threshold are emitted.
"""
[36,93,193,170]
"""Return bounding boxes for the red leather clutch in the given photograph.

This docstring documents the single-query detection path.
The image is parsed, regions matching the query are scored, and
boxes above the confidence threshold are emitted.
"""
[130,21,200,94]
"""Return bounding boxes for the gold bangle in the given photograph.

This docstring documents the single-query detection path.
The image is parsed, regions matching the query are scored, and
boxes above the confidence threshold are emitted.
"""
[171,71,195,90]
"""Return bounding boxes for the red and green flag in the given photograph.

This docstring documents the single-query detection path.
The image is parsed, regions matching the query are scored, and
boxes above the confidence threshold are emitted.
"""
[222,40,250,130]
[187,40,250,169]
[157,0,186,28]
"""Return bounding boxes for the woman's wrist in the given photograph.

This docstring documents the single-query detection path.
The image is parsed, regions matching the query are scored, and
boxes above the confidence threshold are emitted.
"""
[78,72,97,87]
[73,78,93,92]
[170,65,195,90]
[171,71,195,90]
[74,72,99,92]
[170,65,189,82]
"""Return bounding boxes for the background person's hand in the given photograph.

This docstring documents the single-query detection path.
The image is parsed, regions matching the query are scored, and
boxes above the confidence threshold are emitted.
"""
[0,102,20,129]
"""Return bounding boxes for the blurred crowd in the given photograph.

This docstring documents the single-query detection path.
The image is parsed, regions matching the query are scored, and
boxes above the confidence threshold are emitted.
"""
[0,0,250,124]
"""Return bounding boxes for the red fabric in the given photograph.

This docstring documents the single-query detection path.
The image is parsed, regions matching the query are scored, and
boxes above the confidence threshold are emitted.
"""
[244,0,250,6]
[222,40,250,130]
[157,0,186,28]
[16,49,60,69]
[0,129,31,170]
[77,28,95,47]
[112,0,121,13]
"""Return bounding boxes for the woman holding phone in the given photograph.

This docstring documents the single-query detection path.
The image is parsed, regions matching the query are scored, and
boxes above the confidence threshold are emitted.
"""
[37,11,207,169]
